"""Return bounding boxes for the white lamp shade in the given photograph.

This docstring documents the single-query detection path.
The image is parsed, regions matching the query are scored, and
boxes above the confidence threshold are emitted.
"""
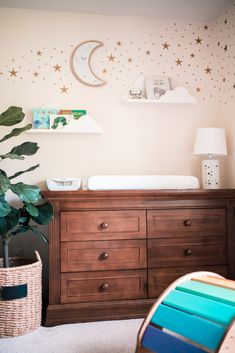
[193,128,227,156]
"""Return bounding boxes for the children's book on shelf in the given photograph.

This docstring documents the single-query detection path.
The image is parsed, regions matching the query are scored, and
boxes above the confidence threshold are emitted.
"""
[33,108,58,129]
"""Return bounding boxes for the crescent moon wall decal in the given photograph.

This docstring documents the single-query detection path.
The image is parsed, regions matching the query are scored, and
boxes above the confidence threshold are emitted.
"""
[71,40,107,87]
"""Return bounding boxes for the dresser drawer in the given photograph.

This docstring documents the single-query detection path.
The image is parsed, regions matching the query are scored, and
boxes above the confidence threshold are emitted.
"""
[147,208,226,238]
[61,210,146,241]
[148,236,227,268]
[148,265,228,298]
[61,239,147,272]
[61,270,147,303]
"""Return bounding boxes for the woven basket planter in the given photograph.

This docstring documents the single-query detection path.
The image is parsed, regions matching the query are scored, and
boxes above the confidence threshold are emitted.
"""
[0,251,42,337]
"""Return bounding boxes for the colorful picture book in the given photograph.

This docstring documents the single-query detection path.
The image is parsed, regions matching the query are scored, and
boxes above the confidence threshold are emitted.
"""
[59,110,87,119]
[32,108,87,130]
[33,108,59,129]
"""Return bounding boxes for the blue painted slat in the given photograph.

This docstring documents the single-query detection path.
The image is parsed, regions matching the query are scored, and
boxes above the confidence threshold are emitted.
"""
[142,324,208,353]
[151,304,226,350]
[177,280,235,307]
[163,289,235,326]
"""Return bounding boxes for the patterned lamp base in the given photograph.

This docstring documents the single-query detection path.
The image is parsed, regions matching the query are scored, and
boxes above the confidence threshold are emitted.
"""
[202,159,220,189]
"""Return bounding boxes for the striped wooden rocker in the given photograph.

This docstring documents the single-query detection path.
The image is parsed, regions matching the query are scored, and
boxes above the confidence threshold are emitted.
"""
[136,272,235,353]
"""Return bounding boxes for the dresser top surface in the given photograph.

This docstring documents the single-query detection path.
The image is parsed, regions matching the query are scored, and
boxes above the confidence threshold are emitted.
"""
[43,189,235,201]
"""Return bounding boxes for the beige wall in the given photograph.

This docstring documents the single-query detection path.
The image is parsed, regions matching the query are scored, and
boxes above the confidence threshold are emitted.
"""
[1,3,234,294]
[1,6,234,190]
[214,2,235,187]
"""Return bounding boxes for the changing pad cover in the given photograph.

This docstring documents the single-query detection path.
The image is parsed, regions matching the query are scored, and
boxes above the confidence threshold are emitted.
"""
[87,175,200,190]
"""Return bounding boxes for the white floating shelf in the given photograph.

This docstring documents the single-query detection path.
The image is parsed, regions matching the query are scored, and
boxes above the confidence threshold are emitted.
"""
[27,114,103,134]
[27,129,102,134]
[123,75,197,104]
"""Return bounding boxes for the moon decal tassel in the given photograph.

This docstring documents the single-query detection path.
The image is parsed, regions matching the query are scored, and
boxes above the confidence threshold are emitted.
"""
[70,40,107,87]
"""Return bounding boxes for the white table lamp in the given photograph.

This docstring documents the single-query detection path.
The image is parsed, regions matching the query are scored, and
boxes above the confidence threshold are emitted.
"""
[193,128,227,189]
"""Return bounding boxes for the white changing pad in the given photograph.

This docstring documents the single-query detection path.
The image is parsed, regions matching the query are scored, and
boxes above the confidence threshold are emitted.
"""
[87,175,200,190]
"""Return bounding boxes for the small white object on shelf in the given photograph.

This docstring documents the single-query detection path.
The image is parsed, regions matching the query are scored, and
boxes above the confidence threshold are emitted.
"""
[87,175,200,190]
[47,178,81,191]
[123,75,196,104]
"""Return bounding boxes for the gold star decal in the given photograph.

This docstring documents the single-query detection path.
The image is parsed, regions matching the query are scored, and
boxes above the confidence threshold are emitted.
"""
[33,71,39,77]
[108,54,115,62]
[224,19,227,24]
[127,57,133,63]
[0,72,3,75]
[116,41,122,46]
[190,53,195,58]
[222,78,226,82]
[9,69,17,76]
[54,64,62,71]
[36,50,42,56]
[145,50,151,55]
[162,42,170,49]
[204,25,209,30]
[224,45,228,51]
[195,37,202,44]
[60,86,69,93]
[102,69,107,74]
[196,87,201,92]
[205,66,212,74]
[233,84,235,89]
[176,58,182,65]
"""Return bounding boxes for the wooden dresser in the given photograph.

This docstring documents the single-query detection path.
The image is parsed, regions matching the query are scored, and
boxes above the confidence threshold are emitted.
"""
[44,189,235,326]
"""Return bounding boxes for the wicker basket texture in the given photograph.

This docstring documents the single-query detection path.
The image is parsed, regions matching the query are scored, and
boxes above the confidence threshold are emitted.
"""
[0,251,42,337]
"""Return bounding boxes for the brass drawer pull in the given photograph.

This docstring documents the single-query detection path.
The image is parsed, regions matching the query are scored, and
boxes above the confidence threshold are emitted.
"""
[184,249,192,256]
[100,252,109,260]
[100,283,109,291]
[101,222,108,229]
[184,219,192,226]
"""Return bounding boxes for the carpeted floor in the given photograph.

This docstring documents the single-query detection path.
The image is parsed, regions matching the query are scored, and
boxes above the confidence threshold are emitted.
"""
[0,319,143,353]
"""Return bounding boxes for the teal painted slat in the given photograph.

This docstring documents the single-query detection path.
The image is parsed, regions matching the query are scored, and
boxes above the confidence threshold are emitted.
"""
[151,304,226,350]
[142,324,208,353]
[177,280,235,307]
[163,289,235,326]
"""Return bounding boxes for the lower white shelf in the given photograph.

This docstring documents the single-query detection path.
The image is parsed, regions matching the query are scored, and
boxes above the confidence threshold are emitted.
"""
[27,114,103,134]
[27,129,102,134]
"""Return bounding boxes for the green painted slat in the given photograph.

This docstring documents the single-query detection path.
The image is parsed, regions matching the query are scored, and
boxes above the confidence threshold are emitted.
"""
[163,289,235,326]
[151,304,226,350]
[177,280,235,307]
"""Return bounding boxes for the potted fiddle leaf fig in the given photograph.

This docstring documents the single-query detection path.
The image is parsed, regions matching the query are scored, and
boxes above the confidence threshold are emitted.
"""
[0,106,53,268]
[0,106,53,337]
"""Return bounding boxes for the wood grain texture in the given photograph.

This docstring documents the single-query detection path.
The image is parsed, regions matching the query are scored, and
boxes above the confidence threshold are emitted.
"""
[148,236,227,268]
[193,276,235,290]
[61,269,147,303]
[148,265,228,297]
[44,189,235,325]
[61,239,147,272]
[147,208,226,238]
[61,210,146,241]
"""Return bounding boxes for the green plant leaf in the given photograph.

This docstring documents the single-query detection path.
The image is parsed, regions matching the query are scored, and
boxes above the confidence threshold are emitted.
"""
[10,182,41,203]
[0,174,10,195]
[32,202,54,224]
[10,142,39,156]
[0,169,7,177]
[0,124,32,143]
[0,197,11,217]
[0,106,24,126]
[0,207,19,235]
[9,164,40,180]
[11,224,48,243]
[25,203,39,217]
[11,225,30,235]
[19,207,30,226]
[0,153,25,160]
